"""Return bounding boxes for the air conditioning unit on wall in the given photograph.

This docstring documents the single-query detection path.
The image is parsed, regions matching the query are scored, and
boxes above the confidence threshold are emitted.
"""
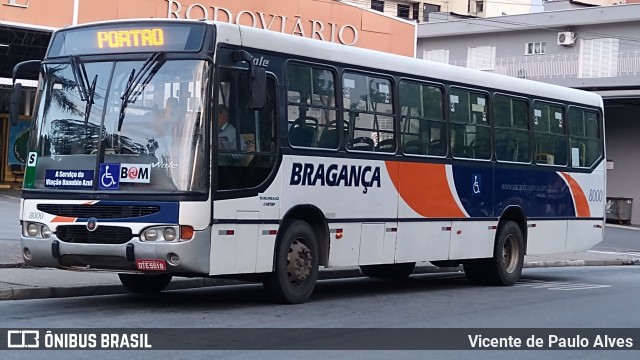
[557,32,576,46]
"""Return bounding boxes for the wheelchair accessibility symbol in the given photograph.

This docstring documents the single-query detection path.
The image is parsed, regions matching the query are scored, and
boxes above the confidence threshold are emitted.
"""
[99,163,120,190]
[472,174,481,195]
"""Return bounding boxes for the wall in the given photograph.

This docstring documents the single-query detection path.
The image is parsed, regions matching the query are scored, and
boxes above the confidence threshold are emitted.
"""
[1,0,416,56]
[77,0,416,56]
[603,106,640,225]
[417,19,640,88]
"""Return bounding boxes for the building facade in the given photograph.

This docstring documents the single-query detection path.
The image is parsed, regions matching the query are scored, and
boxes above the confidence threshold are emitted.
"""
[417,2,640,223]
[0,0,416,185]
[343,0,537,21]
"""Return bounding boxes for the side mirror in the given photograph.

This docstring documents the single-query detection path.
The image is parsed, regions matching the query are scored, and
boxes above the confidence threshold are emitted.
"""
[10,59,41,126]
[232,50,266,110]
[9,83,22,126]
[250,66,266,110]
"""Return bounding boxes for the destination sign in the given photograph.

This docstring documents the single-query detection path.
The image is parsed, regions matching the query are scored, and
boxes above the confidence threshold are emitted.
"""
[97,28,165,49]
[47,22,206,57]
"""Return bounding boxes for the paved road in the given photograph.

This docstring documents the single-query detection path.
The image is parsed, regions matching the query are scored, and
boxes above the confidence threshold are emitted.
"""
[2,266,639,359]
[597,225,640,254]
[0,192,20,242]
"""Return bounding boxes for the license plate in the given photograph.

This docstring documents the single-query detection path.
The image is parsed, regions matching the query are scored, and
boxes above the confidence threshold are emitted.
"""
[135,259,167,271]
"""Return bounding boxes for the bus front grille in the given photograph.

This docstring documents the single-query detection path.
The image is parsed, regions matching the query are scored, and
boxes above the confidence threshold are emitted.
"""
[56,225,133,244]
[37,204,160,219]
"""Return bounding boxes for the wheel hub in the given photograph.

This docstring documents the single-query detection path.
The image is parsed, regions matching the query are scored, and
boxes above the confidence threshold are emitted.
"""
[287,240,312,285]
[502,234,518,273]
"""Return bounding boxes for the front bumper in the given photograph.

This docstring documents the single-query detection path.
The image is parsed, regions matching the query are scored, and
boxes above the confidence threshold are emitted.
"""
[21,229,211,275]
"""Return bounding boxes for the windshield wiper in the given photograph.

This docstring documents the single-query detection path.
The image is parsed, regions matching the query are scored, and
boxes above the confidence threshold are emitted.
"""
[84,74,98,126]
[70,56,90,102]
[117,52,164,131]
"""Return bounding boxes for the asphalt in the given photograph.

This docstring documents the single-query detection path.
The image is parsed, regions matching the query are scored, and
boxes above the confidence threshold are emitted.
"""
[1,238,638,301]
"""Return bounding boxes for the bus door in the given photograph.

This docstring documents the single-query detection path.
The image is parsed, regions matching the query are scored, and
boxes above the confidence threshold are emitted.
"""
[210,54,279,275]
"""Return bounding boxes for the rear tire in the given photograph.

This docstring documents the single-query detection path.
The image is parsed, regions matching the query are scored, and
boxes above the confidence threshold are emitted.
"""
[118,273,172,294]
[263,220,319,304]
[464,221,524,285]
[360,262,416,279]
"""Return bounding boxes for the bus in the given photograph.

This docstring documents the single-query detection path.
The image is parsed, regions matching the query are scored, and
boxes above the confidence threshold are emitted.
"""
[11,19,606,304]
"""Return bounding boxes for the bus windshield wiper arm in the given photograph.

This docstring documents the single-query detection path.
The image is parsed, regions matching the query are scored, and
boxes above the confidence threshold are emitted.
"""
[70,56,90,101]
[83,74,98,126]
[117,52,164,132]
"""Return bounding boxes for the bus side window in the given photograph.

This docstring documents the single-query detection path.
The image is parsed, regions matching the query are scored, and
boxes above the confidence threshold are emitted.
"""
[494,95,530,163]
[449,88,490,160]
[534,102,567,166]
[399,80,445,157]
[286,64,337,149]
[216,68,277,191]
[343,72,395,153]
[568,108,602,168]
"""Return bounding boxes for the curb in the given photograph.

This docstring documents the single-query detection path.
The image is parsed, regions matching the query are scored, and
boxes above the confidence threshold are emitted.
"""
[0,260,637,301]
[523,259,639,268]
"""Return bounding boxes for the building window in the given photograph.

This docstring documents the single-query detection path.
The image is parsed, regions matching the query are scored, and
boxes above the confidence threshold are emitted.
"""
[467,46,496,71]
[475,1,484,14]
[423,3,440,21]
[423,49,449,64]
[412,3,419,21]
[579,37,619,78]
[371,0,384,12]
[525,42,546,55]
[397,4,410,19]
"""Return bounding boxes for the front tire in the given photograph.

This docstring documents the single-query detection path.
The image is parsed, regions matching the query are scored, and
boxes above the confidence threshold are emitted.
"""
[464,221,524,285]
[263,220,319,304]
[118,273,172,294]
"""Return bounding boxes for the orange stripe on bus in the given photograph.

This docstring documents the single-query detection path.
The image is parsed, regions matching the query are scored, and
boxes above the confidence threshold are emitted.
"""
[560,172,590,217]
[52,216,76,223]
[385,161,466,218]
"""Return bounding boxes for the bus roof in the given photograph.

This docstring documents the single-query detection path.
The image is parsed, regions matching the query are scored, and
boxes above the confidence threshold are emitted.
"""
[52,18,602,108]
[214,21,603,108]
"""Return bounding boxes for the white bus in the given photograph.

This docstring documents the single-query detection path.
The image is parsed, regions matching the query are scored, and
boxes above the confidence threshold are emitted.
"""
[11,19,605,304]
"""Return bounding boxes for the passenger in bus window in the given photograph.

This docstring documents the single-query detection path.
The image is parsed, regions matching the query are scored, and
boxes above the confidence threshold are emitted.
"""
[163,97,180,121]
[218,105,245,151]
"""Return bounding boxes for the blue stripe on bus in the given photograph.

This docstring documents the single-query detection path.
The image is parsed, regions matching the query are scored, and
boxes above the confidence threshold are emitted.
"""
[451,164,577,218]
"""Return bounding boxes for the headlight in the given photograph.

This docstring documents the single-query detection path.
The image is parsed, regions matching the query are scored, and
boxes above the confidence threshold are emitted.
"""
[41,225,52,238]
[163,227,177,241]
[27,223,39,237]
[23,222,52,239]
[144,229,159,241]
[140,226,180,242]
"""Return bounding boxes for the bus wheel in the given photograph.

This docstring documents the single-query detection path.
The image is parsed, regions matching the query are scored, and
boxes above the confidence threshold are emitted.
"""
[263,220,319,304]
[360,262,416,279]
[464,221,524,285]
[118,273,172,294]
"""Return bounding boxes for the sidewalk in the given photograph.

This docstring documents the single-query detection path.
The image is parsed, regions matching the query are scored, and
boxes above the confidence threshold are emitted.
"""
[0,237,637,301]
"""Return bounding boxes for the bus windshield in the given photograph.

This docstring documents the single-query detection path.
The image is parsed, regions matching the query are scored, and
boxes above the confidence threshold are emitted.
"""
[28,58,209,193]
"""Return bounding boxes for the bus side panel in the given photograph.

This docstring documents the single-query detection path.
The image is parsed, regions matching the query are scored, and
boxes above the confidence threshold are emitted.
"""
[449,221,496,260]
[563,163,606,252]
[280,155,399,267]
[328,223,361,267]
[396,221,451,263]
[358,222,394,266]
[566,220,603,252]
[526,220,568,255]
